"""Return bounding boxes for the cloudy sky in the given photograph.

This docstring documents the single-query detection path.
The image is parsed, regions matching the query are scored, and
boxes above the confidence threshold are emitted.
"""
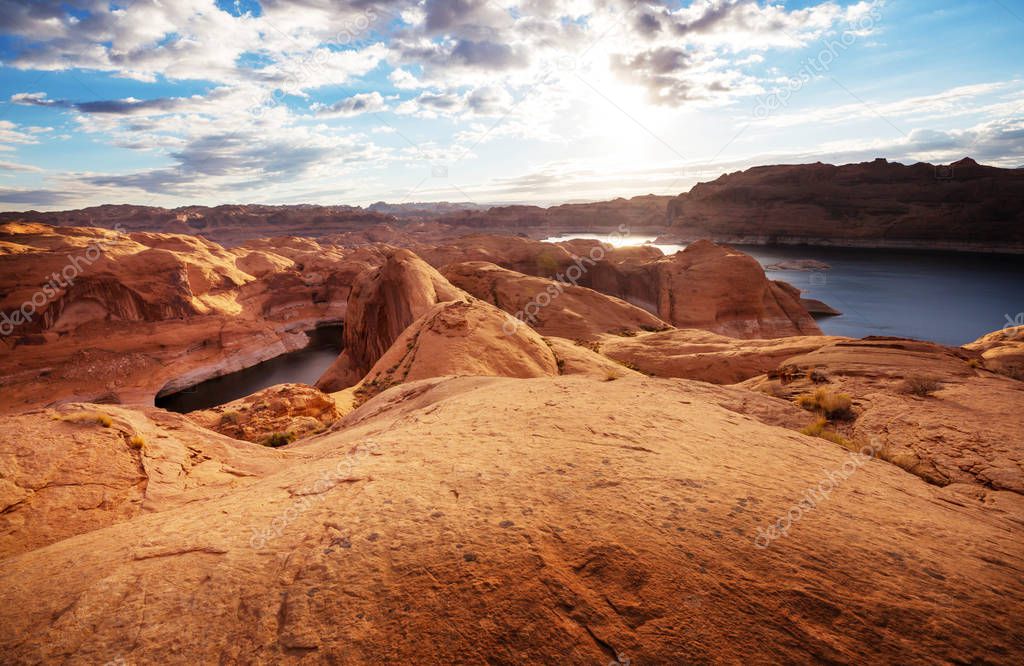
[0,0,1022,210]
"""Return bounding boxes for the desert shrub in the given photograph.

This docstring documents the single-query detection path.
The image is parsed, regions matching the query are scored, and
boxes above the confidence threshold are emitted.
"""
[219,410,241,426]
[129,434,146,449]
[604,371,620,382]
[62,411,113,427]
[573,339,601,353]
[807,369,829,384]
[615,328,638,337]
[262,432,296,448]
[966,358,982,369]
[898,375,943,397]
[795,388,854,420]
[760,381,786,398]
[799,417,850,447]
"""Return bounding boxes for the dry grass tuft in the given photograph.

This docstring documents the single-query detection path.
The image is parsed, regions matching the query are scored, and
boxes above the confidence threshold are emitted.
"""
[129,434,146,449]
[219,410,241,426]
[898,375,943,397]
[795,388,854,420]
[61,411,113,427]
[262,432,296,448]
[799,417,850,447]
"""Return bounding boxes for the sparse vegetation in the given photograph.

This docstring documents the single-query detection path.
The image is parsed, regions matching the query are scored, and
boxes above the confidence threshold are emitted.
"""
[966,358,982,369]
[129,434,146,449]
[573,338,601,353]
[807,369,829,384]
[262,432,296,448]
[351,375,397,409]
[796,387,854,420]
[898,375,943,397]
[61,411,113,427]
[604,371,620,382]
[219,410,241,426]
[759,381,786,398]
[615,328,638,337]
[800,417,850,447]
[614,358,641,372]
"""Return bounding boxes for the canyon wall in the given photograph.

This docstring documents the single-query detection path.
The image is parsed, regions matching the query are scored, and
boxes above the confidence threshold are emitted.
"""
[665,157,1024,252]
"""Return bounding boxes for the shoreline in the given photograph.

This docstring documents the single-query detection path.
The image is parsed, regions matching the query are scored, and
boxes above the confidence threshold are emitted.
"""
[522,228,1024,255]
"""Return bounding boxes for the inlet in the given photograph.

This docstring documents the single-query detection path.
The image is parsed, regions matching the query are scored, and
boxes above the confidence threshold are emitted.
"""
[155,325,343,413]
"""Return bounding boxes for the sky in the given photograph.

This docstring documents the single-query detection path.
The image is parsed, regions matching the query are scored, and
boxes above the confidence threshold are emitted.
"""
[0,0,1022,211]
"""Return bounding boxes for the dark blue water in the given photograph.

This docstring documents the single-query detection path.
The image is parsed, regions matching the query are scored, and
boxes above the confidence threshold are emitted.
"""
[544,234,1023,346]
[156,326,343,413]
[741,246,1022,346]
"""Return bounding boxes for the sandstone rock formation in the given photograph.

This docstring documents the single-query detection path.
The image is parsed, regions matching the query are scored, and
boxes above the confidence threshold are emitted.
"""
[1,375,1022,663]
[666,157,1024,252]
[600,328,842,383]
[315,249,468,392]
[744,337,1024,495]
[0,402,286,558]
[353,299,559,403]
[0,223,379,410]
[584,240,821,338]
[965,325,1024,380]
[442,261,670,340]
[186,383,341,444]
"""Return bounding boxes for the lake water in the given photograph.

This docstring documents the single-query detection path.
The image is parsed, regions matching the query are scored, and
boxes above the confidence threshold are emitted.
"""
[156,326,343,413]
[542,234,1024,346]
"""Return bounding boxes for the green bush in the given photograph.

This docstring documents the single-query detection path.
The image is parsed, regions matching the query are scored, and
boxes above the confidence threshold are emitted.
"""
[262,432,296,448]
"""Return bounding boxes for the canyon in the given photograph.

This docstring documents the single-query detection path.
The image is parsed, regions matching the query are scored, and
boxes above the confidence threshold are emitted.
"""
[1,184,1023,662]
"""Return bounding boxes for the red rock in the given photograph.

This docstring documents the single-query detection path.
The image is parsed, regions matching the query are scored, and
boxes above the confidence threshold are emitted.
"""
[315,249,468,392]
[442,261,670,340]
[665,158,1024,252]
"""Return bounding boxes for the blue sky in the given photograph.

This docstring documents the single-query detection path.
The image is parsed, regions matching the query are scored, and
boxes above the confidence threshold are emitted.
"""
[0,0,1021,210]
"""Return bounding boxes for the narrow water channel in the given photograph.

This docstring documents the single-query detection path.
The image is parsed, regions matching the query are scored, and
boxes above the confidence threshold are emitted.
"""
[155,325,343,413]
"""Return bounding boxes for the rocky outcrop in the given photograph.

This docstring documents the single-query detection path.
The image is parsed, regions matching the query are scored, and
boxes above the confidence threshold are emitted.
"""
[442,261,670,341]
[415,234,579,278]
[353,299,559,403]
[600,328,841,383]
[186,383,341,443]
[744,336,1024,494]
[418,236,821,339]
[315,249,468,392]
[965,325,1024,380]
[1,375,1022,663]
[666,157,1024,252]
[0,402,285,558]
[584,240,821,338]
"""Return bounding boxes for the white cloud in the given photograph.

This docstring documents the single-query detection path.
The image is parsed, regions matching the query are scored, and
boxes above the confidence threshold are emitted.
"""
[313,92,387,118]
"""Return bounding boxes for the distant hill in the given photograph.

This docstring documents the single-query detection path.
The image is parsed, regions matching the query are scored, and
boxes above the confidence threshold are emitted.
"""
[3,158,1021,251]
[664,157,1024,252]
